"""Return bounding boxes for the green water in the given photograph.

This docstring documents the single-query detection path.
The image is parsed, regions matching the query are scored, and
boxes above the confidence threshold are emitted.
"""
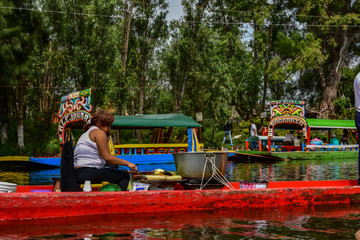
[0,157,360,239]
[226,158,358,182]
[1,205,360,239]
[0,157,358,185]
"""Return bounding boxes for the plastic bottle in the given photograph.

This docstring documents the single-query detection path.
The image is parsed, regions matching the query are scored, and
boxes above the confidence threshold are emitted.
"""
[83,180,92,192]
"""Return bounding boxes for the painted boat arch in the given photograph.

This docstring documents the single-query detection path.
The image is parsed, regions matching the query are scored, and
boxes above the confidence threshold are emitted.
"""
[265,100,357,153]
[58,89,92,147]
[265,100,308,152]
[268,115,308,138]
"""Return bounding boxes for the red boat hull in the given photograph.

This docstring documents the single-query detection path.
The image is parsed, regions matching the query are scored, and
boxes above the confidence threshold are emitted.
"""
[1,180,359,221]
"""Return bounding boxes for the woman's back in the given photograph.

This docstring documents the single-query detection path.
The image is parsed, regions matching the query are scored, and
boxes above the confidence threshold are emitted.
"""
[74,126,106,168]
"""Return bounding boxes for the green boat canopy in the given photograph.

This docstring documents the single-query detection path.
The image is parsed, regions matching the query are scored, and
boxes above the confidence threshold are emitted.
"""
[111,114,201,129]
[306,118,356,130]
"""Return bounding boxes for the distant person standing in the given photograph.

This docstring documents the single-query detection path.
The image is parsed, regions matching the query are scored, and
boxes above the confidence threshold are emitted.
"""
[259,125,269,149]
[250,120,257,150]
[354,72,360,185]
[259,125,268,136]
[222,116,233,146]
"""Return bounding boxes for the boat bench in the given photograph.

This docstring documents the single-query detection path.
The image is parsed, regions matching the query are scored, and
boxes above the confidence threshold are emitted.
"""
[281,146,302,152]
[306,144,359,151]
[270,145,302,152]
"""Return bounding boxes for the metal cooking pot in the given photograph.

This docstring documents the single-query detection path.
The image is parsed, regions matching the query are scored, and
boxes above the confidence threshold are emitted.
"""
[173,152,228,179]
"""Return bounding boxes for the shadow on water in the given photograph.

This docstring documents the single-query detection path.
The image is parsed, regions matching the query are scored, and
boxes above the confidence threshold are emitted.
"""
[1,203,360,239]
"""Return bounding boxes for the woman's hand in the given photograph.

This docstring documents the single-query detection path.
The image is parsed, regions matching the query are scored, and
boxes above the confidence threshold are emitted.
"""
[127,163,138,172]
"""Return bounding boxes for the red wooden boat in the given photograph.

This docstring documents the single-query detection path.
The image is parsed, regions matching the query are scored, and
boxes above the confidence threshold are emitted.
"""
[1,179,360,221]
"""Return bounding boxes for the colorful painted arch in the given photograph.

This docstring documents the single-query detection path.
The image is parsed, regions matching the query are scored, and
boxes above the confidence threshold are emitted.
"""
[268,115,308,138]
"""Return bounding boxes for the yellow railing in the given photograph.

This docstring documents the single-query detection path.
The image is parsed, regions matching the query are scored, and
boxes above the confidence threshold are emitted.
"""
[114,143,204,155]
[0,156,30,162]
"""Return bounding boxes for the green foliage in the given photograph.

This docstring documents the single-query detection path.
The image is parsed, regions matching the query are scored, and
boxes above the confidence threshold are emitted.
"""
[0,0,359,156]
[333,97,352,117]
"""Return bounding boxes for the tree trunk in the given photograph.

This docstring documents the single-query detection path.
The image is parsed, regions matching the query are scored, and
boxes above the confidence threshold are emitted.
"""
[114,0,133,145]
[1,123,7,144]
[40,41,52,114]
[16,75,25,148]
[118,0,133,112]
[261,27,271,125]
[122,0,133,69]
[174,45,192,113]
[319,32,354,119]
[175,62,190,113]
[219,0,233,57]
[137,71,146,141]
[252,12,259,116]
[0,88,6,144]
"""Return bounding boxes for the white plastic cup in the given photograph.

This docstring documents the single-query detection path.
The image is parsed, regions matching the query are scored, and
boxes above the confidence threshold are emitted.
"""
[83,180,92,192]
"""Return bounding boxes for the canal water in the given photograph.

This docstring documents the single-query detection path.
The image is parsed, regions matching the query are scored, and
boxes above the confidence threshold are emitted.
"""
[1,157,360,239]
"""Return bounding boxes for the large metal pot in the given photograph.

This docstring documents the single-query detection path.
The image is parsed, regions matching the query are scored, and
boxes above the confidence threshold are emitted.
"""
[173,152,229,179]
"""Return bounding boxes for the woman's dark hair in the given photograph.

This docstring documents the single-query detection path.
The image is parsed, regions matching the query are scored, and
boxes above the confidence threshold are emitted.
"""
[91,111,114,127]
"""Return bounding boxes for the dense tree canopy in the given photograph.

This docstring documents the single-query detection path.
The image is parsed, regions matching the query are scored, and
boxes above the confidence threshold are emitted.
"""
[0,0,359,155]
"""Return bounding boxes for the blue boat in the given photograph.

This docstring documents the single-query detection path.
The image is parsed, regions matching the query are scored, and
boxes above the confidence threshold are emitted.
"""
[28,89,206,167]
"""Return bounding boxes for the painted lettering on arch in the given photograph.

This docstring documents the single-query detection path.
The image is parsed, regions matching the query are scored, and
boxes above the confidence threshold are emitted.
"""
[58,111,92,144]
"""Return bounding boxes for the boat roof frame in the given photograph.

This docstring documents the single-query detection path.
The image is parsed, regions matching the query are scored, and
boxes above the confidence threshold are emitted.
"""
[111,113,202,129]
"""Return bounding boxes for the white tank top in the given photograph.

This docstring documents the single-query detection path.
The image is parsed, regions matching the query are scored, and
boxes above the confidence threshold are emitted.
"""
[74,126,106,168]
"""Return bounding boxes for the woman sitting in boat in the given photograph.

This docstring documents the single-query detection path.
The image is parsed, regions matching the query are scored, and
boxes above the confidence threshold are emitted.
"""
[74,110,138,191]
[329,134,339,145]
[340,129,349,145]
[310,135,324,145]
[283,131,295,146]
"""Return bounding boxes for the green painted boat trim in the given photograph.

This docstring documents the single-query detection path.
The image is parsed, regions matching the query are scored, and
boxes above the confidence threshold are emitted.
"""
[306,118,356,129]
[112,114,201,129]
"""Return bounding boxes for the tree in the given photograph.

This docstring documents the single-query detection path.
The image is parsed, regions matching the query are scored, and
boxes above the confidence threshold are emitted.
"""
[288,0,360,118]
[128,0,168,115]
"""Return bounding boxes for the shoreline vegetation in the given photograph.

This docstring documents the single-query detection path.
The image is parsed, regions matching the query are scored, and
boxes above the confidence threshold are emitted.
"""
[1,1,359,156]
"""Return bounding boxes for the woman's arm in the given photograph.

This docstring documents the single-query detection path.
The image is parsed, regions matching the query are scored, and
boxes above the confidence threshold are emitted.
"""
[90,129,137,171]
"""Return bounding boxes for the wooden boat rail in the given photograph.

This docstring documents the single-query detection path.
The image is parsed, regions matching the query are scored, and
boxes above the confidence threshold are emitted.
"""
[305,144,359,152]
[272,144,359,152]
[277,145,302,152]
[114,143,204,155]
[254,143,358,153]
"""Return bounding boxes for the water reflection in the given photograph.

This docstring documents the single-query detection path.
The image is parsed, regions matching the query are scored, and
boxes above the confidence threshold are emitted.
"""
[1,158,360,239]
[226,158,358,183]
[1,204,360,239]
[0,158,358,185]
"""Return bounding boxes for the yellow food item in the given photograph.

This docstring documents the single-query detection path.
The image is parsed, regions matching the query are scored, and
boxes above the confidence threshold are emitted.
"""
[144,175,182,181]
[153,169,177,176]
[145,175,167,180]
[166,175,182,181]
